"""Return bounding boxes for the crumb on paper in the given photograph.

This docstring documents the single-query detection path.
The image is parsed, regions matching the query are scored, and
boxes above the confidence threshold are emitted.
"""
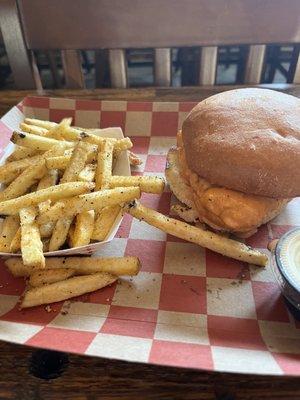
[45,305,52,313]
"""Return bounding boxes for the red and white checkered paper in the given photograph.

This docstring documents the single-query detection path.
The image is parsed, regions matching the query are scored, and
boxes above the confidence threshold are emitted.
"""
[0,96,300,375]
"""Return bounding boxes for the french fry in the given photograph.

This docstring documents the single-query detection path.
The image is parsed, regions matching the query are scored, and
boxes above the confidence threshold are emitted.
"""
[49,217,74,251]
[0,215,20,252]
[92,205,121,241]
[19,123,48,136]
[72,210,95,247]
[60,141,90,183]
[0,154,43,183]
[110,175,165,194]
[128,151,143,166]
[39,222,55,238]
[113,137,133,152]
[0,144,64,185]
[37,186,140,224]
[78,164,96,182]
[37,169,59,214]
[29,268,76,287]
[20,272,117,308]
[10,221,54,253]
[45,144,97,170]
[37,169,58,190]
[45,155,71,170]
[5,256,141,277]
[43,238,50,252]
[0,182,94,215]
[24,118,133,150]
[125,201,268,267]
[9,227,21,252]
[95,140,114,190]
[50,141,94,250]
[46,117,72,140]
[12,131,75,151]
[24,118,56,130]
[20,207,45,268]
[67,224,75,248]
[0,158,47,202]
[6,146,38,162]
[81,135,131,153]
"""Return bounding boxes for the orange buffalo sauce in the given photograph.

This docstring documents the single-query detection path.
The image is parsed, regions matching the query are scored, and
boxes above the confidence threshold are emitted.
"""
[177,131,284,236]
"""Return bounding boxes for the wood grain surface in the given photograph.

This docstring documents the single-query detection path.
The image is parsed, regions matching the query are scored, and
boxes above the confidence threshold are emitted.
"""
[0,84,300,116]
[1,85,300,399]
[1,340,300,400]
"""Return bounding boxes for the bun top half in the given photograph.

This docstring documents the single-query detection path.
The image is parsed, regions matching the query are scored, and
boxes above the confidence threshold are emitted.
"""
[182,88,300,198]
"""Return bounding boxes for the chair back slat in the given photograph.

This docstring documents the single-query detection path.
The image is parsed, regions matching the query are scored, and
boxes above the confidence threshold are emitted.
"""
[18,0,300,49]
[109,49,127,88]
[199,46,218,85]
[0,0,36,89]
[46,51,62,88]
[61,50,85,89]
[293,53,300,84]
[154,48,171,87]
[244,45,266,84]
[2,0,300,88]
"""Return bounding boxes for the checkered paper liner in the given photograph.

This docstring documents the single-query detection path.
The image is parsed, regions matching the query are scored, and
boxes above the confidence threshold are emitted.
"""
[0,96,299,375]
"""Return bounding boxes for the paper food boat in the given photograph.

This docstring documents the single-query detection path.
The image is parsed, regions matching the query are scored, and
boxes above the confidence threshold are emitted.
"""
[0,103,130,256]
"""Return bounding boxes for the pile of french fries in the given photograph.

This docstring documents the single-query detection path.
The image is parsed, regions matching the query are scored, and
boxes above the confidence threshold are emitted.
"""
[0,117,164,308]
[0,116,268,310]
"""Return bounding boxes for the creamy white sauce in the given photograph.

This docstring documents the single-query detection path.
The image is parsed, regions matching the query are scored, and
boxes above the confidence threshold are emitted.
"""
[278,229,300,290]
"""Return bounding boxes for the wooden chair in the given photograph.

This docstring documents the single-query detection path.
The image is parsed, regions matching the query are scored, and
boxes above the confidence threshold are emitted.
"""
[0,0,300,89]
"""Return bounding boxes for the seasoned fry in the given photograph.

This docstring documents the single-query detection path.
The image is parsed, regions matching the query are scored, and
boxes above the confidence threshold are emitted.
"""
[0,145,65,185]
[45,143,96,169]
[125,201,268,267]
[60,141,90,183]
[37,169,59,214]
[49,217,74,251]
[7,146,38,162]
[0,158,47,202]
[0,154,43,183]
[46,117,72,140]
[110,175,165,194]
[10,220,54,253]
[5,256,141,277]
[12,131,75,151]
[45,155,70,170]
[78,164,96,182]
[95,140,114,190]
[20,207,45,268]
[24,118,56,130]
[73,210,95,247]
[0,182,94,215]
[113,137,133,152]
[39,222,55,238]
[29,268,76,287]
[37,169,59,190]
[42,238,50,252]
[9,227,21,252]
[67,224,75,248]
[37,186,140,224]
[0,215,20,252]
[81,134,132,152]
[19,123,48,136]
[92,205,121,241]
[50,141,95,251]
[129,151,143,166]
[21,273,117,308]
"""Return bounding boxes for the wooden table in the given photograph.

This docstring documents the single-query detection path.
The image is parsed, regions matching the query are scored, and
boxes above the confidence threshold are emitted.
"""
[0,85,300,400]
